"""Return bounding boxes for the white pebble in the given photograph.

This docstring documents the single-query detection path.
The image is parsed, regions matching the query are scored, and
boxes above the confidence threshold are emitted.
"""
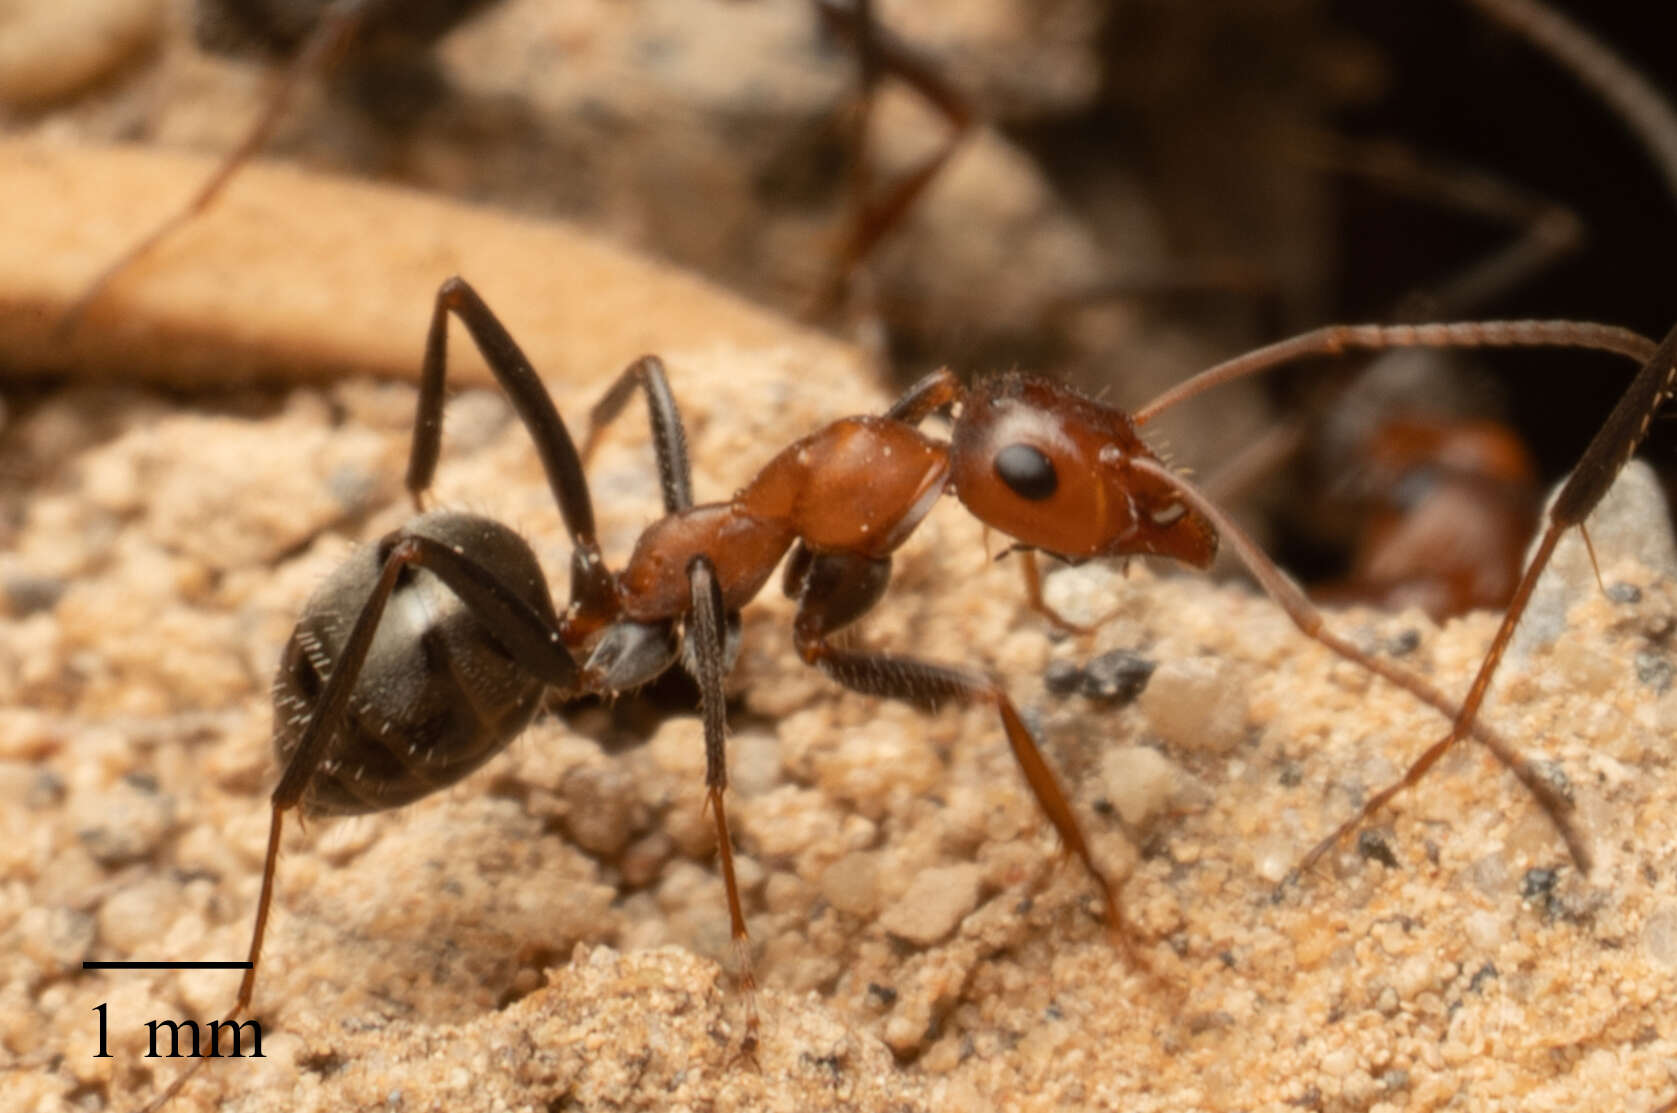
[1139,656,1246,755]
[878,863,983,946]
[1098,744,1179,827]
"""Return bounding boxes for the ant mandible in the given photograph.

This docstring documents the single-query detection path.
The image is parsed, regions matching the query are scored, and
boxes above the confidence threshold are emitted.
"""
[136,275,1670,1112]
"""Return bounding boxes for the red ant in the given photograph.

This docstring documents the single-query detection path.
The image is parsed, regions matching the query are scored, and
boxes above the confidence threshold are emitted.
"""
[131,265,1671,1110]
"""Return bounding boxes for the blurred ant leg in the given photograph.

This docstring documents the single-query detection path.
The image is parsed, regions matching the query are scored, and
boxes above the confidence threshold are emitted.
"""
[141,530,580,1113]
[578,355,694,513]
[1126,456,1592,875]
[1133,321,1657,423]
[1292,318,1677,877]
[59,0,373,336]
[413,276,618,622]
[1191,142,1584,512]
[809,0,976,316]
[1464,0,1677,200]
[682,555,759,1049]
[1017,550,1099,636]
[787,547,1127,949]
[1303,135,1582,317]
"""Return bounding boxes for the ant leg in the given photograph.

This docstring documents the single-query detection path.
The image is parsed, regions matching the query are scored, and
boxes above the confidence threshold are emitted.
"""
[139,528,581,1112]
[787,548,1127,949]
[413,276,617,625]
[1017,550,1100,636]
[130,805,286,1113]
[682,556,759,1050]
[1126,456,1592,876]
[809,0,976,315]
[802,638,1126,946]
[579,355,694,512]
[1289,319,1677,876]
[58,0,373,337]
[1302,136,1582,318]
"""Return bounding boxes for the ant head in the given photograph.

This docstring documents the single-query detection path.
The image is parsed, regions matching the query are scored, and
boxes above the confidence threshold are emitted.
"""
[949,375,1217,569]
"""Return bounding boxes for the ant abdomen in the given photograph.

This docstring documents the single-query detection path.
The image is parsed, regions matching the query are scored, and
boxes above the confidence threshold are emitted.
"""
[272,510,560,816]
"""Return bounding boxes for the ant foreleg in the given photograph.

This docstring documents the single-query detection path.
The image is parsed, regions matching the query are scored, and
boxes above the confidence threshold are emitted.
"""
[682,555,758,1051]
[58,0,374,337]
[578,354,694,513]
[1125,456,1592,878]
[1016,550,1102,636]
[414,276,618,624]
[1291,319,1677,878]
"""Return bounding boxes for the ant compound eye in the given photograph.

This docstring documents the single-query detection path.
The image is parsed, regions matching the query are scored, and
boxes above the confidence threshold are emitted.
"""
[994,443,1058,501]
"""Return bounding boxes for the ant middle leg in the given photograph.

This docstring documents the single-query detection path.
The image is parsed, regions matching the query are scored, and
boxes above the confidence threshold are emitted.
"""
[785,547,1126,947]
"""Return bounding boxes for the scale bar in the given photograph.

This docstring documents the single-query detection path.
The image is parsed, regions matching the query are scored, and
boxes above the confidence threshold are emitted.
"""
[83,961,253,970]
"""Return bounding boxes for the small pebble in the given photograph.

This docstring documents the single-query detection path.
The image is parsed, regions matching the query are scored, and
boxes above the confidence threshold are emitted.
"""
[1514,461,1677,657]
[1642,902,1677,968]
[70,775,175,867]
[96,875,181,954]
[1607,582,1642,605]
[1386,629,1421,656]
[1522,867,1558,905]
[1635,650,1673,693]
[1098,744,1178,828]
[878,863,983,946]
[559,763,639,857]
[1138,656,1246,755]
[1356,829,1399,869]
[819,851,881,919]
[1042,659,1084,697]
[1079,649,1156,706]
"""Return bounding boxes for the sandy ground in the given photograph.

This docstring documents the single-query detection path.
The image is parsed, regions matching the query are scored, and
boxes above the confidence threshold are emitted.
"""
[3,253,1677,1109]
[2,2,1677,1110]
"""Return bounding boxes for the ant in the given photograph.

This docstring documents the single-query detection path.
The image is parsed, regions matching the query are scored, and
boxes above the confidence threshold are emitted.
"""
[132,264,1668,1110]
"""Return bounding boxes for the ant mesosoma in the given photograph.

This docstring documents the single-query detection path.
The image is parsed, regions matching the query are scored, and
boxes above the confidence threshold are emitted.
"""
[133,267,1672,1111]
